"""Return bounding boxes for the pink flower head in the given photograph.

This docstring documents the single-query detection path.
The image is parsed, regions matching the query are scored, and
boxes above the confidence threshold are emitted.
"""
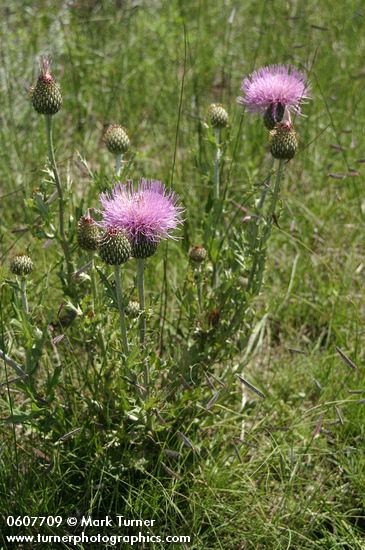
[237,64,310,116]
[99,179,184,244]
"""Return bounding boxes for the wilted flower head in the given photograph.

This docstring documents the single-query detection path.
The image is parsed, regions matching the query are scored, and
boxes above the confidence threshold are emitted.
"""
[99,179,184,245]
[237,64,309,119]
[39,56,53,81]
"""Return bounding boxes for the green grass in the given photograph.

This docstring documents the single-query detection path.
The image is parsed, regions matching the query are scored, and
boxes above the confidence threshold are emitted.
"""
[0,1,365,549]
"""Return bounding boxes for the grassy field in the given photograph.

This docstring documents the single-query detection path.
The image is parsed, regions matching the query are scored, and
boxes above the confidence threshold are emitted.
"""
[0,1,364,548]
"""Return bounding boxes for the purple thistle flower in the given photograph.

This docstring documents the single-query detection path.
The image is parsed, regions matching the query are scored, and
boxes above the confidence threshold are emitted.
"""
[99,179,184,244]
[237,64,310,117]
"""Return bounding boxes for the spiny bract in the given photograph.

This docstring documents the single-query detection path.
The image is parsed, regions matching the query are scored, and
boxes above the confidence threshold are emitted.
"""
[131,235,159,259]
[189,246,208,264]
[104,124,130,155]
[125,300,140,318]
[270,123,298,160]
[31,57,62,115]
[98,229,131,265]
[208,103,229,129]
[10,254,34,276]
[77,215,100,251]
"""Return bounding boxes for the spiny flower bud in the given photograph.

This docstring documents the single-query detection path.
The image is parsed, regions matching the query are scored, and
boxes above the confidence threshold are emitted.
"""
[270,122,298,160]
[263,103,285,130]
[98,228,131,265]
[104,124,130,155]
[31,57,62,115]
[125,300,140,318]
[208,103,229,129]
[77,214,100,251]
[189,246,207,264]
[131,235,158,259]
[10,254,34,276]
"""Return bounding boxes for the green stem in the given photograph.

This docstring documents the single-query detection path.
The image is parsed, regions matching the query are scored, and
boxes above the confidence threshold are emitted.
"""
[90,254,98,309]
[175,266,189,336]
[142,356,150,400]
[137,258,146,346]
[257,157,275,210]
[195,266,203,312]
[264,159,285,239]
[137,258,149,397]
[45,115,73,286]
[114,264,129,355]
[213,128,221,200]
[20,278,28,314]
[212,128,222,287]
[248,159,285,294]
[115,153,123,177]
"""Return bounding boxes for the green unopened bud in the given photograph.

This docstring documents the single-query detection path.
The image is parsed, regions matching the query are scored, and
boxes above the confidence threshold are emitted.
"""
[189,246,207,264]
[208,103,229,129]
[131,236,158,259]
[98,229,131,265]
[31,57,62,115]
[10,254,34,276]
[125,300,140,318]
[77,214,100,251]
[104,124,130,155]
[263,103,285,130]
[270,123,298,160]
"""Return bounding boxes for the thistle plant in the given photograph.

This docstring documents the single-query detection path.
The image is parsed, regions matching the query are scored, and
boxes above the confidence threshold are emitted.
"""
[104,124,130,176]
[237,64,310,294]
[206,104,229,289]
[30,57,73,288]
[99,179,183,347]
[10,254,33,314]
[208,103,229,200]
